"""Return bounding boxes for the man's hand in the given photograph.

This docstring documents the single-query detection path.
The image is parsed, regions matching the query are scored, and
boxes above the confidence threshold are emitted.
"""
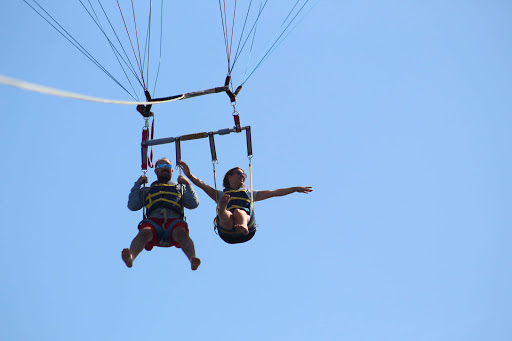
[177,175,190,186]
[136,175,148,186]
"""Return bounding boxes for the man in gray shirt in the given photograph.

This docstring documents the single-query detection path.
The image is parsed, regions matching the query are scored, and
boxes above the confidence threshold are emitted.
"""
[122,157,201,270]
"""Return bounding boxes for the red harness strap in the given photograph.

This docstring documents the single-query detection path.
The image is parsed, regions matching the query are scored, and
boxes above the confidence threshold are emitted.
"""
[139,109,154,170]
[233,113,241,133]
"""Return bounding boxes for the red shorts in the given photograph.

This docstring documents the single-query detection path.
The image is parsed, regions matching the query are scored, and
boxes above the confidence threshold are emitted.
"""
[138,217,188,251]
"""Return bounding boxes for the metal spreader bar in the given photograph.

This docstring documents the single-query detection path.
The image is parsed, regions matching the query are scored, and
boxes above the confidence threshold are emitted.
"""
[149,76,243,104]
[143,126,251,147]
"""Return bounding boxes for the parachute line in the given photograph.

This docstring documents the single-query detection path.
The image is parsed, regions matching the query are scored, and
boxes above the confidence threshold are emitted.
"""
[242,0,319,84]
[85,0,142,82]
[23,0,137,100]
[229,0,238,68]
[230,0,269,72]
[22,1,318,99]
[115,0,147,90]
[144,0,152,86]
[218,0,231,73]
[231,0,254,69]
[151,0,164,96]
[221,0,318,86]
[242,1,263,81]
[130,0,147,89]
[79,0,142,98]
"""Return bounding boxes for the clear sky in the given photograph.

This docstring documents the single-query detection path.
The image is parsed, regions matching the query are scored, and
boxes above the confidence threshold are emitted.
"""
[1,1,511,341]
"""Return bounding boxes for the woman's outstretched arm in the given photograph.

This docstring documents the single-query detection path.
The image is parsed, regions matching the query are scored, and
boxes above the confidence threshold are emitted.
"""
[255,186,313,201]
[177,161,218,201]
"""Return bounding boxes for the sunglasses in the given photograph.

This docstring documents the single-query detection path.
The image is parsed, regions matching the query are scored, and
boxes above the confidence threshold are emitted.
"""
[232,170,247,178]
[156,163,173,169]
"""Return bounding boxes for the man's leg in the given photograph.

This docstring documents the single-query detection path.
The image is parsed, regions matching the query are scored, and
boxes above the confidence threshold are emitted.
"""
[122,227,153,268]
[172,226,201,271]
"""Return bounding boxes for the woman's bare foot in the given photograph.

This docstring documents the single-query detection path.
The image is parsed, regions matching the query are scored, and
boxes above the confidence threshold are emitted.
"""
[122,248,133,268]
[234,224,249,235]
[190,257,201,271]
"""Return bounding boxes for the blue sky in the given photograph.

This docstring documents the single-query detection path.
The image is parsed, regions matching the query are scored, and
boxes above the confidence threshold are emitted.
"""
[1,1,511,341]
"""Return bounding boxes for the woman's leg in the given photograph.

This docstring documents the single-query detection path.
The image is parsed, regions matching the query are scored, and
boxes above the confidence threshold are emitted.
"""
[217,194,250,235]
[217,194,234,228]
[232,209,249,235]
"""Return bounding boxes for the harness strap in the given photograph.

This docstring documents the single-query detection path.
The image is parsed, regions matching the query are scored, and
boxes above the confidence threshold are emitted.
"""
[246,126,253,157]
[142,172,147,219]
[209,133,218,163]
[141,116,154,170]
[233,113,241,132]
[232,101,242,132]
[179,183,186,222]
[159,208,168,226]
[245,126,254,216]
[141,128,149,171]
[249,157,254,216]
[175,137,181,165]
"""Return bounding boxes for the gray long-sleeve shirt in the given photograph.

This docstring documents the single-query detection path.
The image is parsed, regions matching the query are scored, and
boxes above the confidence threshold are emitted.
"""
[128,180,199,219]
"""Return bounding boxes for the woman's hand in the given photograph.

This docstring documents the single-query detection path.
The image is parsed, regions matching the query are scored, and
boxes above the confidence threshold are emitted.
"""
[177,160,192,177]
[295,186,313,193]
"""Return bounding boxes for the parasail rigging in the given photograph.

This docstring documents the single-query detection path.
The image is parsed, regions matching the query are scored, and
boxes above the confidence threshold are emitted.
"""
[1,1,319,245]
[10,0,319,106]
[5,0,319,200]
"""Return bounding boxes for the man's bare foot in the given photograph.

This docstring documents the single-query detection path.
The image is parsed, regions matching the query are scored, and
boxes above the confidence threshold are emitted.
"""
[234,224,249,235]
[218,194,230,215]
[122,248,133,268]
[191,257,201,271]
